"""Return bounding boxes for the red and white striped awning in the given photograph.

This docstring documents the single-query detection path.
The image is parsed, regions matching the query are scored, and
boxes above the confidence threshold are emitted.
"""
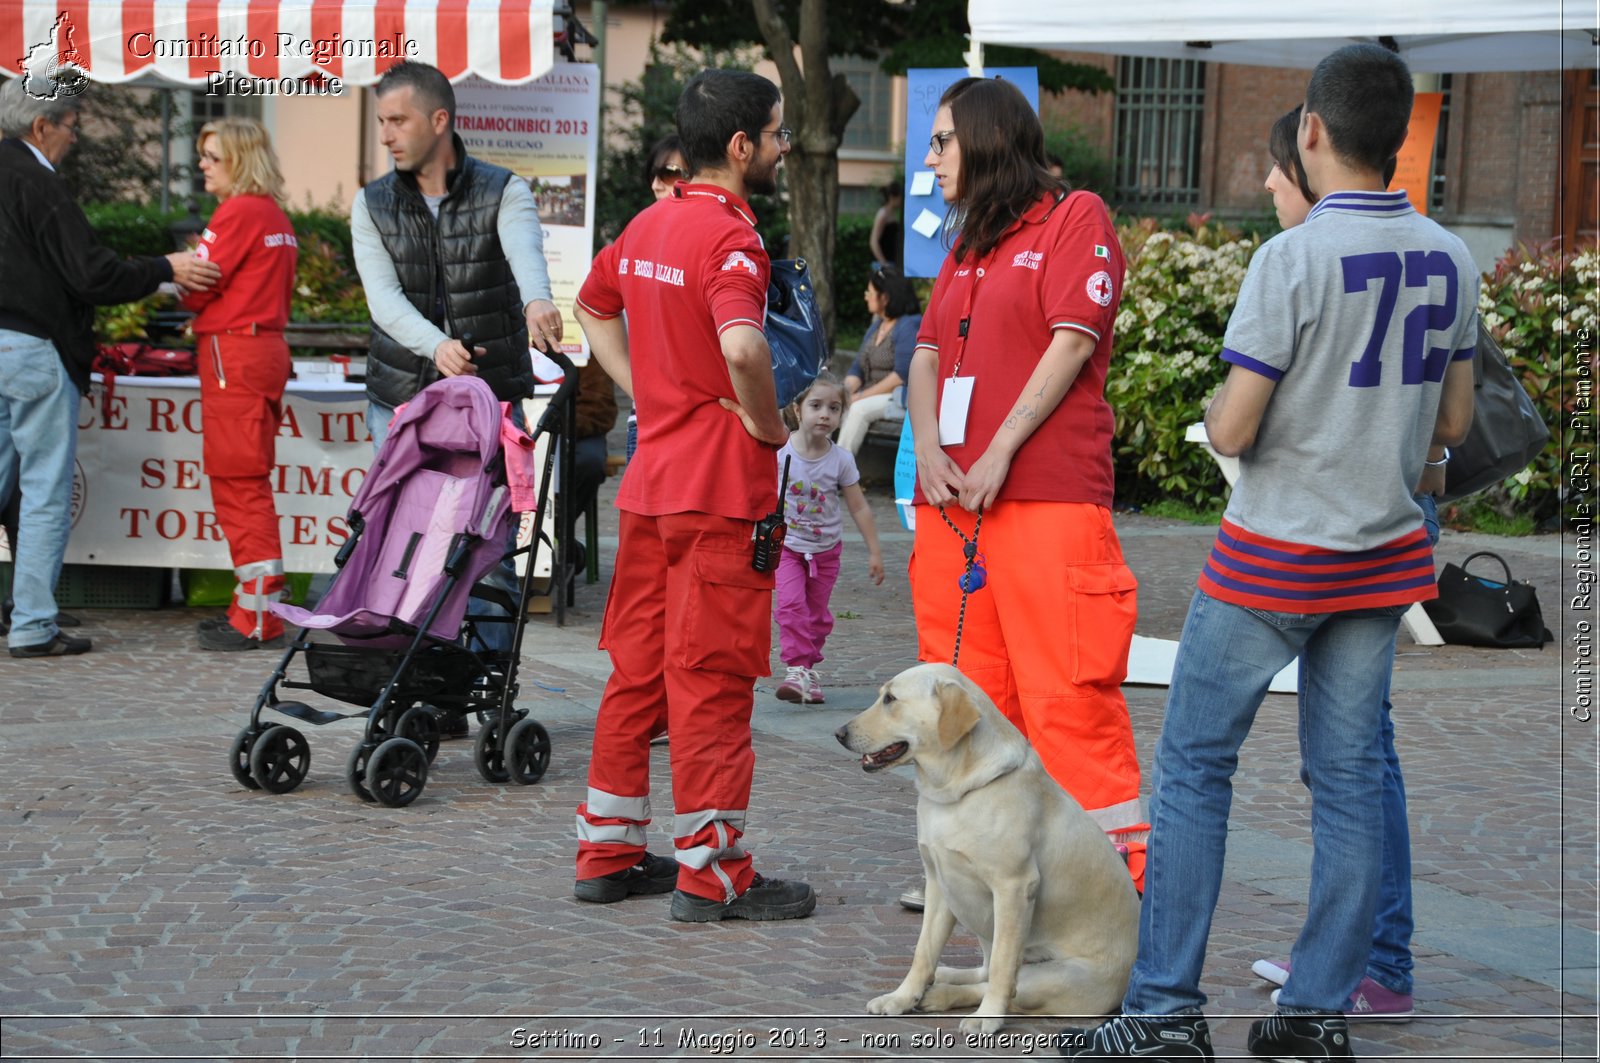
[1,0,557,86]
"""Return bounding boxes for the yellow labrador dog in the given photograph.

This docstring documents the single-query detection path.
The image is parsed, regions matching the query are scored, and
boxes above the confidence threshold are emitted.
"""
[835,663,1138,1035]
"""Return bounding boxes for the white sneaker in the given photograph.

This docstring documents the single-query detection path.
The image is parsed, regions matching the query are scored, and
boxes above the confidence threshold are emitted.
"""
[776,665,806,703]
[802,667,825,704]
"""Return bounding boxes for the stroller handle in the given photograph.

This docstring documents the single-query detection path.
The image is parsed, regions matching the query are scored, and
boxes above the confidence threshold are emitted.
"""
[534,347,579,437]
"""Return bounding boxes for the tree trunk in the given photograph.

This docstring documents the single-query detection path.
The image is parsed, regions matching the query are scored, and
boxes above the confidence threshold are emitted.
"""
[750,0,856,350]
[783,144,838,345]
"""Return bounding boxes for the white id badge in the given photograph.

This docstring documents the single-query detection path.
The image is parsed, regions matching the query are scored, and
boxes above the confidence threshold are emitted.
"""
[938,375,974,446]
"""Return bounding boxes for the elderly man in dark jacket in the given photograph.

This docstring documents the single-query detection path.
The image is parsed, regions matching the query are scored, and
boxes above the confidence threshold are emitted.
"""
[0,78,219,658]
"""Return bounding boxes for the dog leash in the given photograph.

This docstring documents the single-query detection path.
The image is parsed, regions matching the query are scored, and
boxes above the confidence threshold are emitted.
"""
[937,506,984,667]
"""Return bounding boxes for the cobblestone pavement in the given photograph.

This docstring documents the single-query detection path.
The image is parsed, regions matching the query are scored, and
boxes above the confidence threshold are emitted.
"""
[0,469,1594,1061]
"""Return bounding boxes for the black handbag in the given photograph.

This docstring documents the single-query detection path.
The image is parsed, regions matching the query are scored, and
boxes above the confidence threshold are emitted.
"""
[1421,551,1553,648]
[1439,323,1551,503]
[765,258,828,408]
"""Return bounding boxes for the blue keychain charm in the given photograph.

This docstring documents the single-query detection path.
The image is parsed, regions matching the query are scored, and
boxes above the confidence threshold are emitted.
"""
[958,552,987,593]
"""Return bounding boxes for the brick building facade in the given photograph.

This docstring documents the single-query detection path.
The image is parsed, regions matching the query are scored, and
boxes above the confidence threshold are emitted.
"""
[1041,54,1575,269]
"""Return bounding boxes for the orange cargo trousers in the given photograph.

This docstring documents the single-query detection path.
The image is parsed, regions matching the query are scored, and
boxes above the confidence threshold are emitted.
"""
[910,500,1145,853]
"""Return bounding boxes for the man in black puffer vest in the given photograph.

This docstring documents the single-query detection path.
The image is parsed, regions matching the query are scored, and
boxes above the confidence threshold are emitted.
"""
[351,60,561,447]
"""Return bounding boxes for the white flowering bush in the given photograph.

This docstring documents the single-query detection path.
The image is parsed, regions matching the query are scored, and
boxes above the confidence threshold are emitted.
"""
[1107,217,1260,508]
[1475,240,1599,521]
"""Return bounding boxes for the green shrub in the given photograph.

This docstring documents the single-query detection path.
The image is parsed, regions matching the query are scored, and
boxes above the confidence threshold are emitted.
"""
[832,212,878,338]
[81,202,190,258]
[1107,217,1259,507]
[1045,124,1113,199]
[1470,240,1597,523]
[84,202,369,331]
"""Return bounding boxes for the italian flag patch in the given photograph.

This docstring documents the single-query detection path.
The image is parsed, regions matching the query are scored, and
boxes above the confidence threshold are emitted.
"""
[1093,244,1110,259]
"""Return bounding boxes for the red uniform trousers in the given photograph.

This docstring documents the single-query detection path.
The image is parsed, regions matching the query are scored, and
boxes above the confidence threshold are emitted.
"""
[576,511,774,902]
[197,332,290,639]
[910,499,1147,882]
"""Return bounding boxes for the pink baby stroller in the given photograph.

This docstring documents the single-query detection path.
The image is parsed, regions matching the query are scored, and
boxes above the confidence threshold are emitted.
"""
[226,367,573,807]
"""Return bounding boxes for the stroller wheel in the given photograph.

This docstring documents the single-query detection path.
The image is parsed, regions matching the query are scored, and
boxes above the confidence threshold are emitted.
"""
[506,718,552,785]
[474,718,510,783]
[249,725,311,794]
[397,705,442,765]
[366,737,428,808]
[346,741,377,803]
[228,723,279,790]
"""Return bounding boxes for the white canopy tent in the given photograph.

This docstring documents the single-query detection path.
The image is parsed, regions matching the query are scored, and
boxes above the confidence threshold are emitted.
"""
[966,0,1594,73]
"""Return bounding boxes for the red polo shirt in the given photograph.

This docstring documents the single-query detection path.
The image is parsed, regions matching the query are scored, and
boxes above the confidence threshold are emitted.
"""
[181,194,297,334]
[577,184,775,520]
[915,190,1125,507]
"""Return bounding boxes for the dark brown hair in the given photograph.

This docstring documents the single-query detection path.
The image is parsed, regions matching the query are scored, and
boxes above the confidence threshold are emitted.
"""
[1269,103,1399,208]
[868,266,921,319]
[1269,106,1316,205]
[940,77,1066,263]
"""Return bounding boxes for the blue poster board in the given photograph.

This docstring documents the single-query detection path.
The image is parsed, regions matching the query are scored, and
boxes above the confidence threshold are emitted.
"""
[893,414,918,531]
[901,68,1041,278]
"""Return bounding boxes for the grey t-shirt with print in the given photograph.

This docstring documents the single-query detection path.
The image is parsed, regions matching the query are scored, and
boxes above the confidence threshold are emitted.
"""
[1219,190,1479,553]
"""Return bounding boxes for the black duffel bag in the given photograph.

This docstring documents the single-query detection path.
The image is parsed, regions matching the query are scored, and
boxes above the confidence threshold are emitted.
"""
[1439,324,1551,503]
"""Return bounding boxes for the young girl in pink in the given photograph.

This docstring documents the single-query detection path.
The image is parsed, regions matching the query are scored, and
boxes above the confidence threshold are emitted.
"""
[775,374,885,704]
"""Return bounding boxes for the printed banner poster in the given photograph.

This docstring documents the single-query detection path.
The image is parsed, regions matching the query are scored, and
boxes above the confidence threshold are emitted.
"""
[456,68,601,365]
[902,68,1040,279]
[0,379,556,577]
[1393,92,1444,217]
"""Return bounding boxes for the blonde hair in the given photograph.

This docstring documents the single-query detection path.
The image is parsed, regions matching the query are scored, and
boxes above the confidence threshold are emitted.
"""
[782,371,850,431]
[197,117,287,204]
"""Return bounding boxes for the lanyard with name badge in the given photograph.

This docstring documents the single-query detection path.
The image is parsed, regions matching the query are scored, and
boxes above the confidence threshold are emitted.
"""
[937,250,993,447]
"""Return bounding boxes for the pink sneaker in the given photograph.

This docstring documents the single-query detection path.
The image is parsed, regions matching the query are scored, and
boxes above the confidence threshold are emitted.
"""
[1268,977,1414,1022]
[776,666,806,703]
[802,668,825,704]
[1346,978,1415,1021]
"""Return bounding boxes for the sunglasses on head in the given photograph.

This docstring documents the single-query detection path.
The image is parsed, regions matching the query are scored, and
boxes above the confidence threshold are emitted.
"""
[653,164,687,182]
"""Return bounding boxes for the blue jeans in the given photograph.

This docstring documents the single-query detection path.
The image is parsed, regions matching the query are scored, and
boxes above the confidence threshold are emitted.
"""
[0,332,78,650]
[1123,589,1407,1015]
[367,396,520,655]
[1302,494,1437,997]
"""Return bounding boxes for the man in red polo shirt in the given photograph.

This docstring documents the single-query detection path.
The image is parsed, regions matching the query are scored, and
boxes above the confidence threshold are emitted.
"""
[571,69,815,923]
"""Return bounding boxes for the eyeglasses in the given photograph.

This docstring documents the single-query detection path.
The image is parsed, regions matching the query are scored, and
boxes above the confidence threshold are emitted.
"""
[200,150,224,164]
[760,127,793,146]
[53,118,79,138]
[929,129,957,156]
[652,164,687,182]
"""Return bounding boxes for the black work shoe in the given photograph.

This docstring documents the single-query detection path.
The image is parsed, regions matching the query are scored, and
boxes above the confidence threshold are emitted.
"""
[1058,1013,1215,1059]
[9,632,92,658]
[197,624,285,651]
[669,873,816,922]
[1246,1011,1353,1060]
[54,611,81,628]
[439,712,470,740]
[574,852,680,903]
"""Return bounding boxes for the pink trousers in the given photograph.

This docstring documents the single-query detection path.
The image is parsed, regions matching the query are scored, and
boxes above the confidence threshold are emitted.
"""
[774,541,842,668]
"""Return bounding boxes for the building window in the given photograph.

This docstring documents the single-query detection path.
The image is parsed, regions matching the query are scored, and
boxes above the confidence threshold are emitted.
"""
[837,55,895,155]
[1112,57,1205,210]
[1429,75,1452,213]
[186,91,262,196]
[839,184,880,216]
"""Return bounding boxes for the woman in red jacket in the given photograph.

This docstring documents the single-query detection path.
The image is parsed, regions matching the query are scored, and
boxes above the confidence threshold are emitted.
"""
[183,118,298,650]
[907,77,1145,886]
